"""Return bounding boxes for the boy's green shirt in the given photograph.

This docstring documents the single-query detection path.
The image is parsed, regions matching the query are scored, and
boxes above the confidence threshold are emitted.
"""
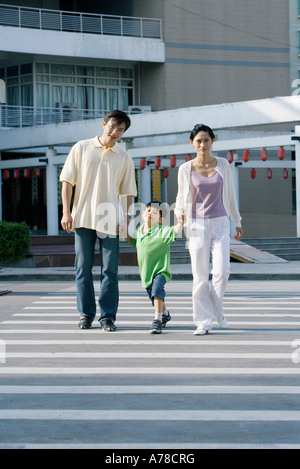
[130,224,176,288]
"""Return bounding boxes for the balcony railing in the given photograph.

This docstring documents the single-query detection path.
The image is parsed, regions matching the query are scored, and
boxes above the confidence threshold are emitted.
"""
[0,105,108,128]
[0,3,162,39]
[0,105,146,128]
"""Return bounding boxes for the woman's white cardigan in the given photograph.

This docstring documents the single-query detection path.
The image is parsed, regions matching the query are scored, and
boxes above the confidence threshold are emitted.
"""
[175,157,242,228]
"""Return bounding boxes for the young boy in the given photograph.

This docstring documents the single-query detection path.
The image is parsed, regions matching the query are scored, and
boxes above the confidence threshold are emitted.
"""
[126,202,184,334]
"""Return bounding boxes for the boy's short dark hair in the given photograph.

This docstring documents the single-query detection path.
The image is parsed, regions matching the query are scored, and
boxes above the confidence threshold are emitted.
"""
[146,201,163,218]
[104,110,131,131]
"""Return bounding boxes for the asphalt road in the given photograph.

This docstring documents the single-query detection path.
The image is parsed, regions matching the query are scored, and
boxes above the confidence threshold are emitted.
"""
[0,279,300,450]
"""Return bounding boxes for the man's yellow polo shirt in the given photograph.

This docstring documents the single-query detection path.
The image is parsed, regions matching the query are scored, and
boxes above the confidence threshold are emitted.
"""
[60,137,137,235]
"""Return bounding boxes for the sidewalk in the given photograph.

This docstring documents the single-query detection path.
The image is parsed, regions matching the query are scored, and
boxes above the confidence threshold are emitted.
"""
[1,261,300,281]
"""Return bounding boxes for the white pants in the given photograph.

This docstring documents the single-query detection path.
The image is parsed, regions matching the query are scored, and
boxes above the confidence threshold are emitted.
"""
[188,216,230,330]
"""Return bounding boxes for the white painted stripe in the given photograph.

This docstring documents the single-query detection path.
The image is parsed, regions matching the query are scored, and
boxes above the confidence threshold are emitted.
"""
[2,339,294,346]
[32,301,300,306]
[0,409,300,421]
[24,307,81,310]
[0,385,299,394]
[1,443,299,449]
[223,308,300,311]
[0,367,299,375]
[14,312,300,318]
[41,295,300,300]
[23,306,300,310]
[4,352,292,359]
[0,329,299,335]
[32,302,300,307]
[3,320,300,325]
[40,296,76,299]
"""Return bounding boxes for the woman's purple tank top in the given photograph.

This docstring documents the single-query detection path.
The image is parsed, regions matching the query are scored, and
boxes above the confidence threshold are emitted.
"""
[190,170,227,219]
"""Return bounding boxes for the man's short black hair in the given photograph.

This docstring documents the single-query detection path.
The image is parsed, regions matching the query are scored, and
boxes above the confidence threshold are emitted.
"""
[104,110,131,131]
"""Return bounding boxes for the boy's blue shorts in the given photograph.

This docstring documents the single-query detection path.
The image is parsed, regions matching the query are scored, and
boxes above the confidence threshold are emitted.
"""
[146,274,166,305]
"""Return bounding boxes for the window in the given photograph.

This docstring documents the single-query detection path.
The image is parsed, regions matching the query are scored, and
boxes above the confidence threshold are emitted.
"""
[5,64,33,107]
[2,62,134,113]
[35,62,134,112]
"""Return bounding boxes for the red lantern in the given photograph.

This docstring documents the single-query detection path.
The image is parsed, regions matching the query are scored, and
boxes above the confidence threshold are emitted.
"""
[278,147,285,160]
[140,158,146,170]
[34,168,41,177]
[185,154,192,162]
[227,151,234,163]
[155,157,161,169]
[13,169,20,179]
[267,168,272,179]
[261,149,268,161]
[3,170,10,180]
[23,168,30,178]
[283,168,288,179]
[243,150,249,162]
[251,168,256,179]
[164,168,169,178]
[170,155,176,167]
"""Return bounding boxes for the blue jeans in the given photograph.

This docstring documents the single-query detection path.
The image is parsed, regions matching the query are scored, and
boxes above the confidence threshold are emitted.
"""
[146,274,166,305]
[75,228,119,322]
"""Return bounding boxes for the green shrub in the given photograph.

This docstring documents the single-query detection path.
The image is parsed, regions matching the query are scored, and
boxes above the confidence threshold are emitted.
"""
[0,221,31,263]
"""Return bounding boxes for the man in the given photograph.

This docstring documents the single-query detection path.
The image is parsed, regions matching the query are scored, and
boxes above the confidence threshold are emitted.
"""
[60,110,137,331]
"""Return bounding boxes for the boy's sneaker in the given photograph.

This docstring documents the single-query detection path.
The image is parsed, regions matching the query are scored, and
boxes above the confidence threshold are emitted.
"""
[162,310,171,328]
[150,319,162,334]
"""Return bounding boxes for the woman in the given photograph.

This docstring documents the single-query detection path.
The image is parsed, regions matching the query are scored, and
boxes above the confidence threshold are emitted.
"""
[175,124,243,335]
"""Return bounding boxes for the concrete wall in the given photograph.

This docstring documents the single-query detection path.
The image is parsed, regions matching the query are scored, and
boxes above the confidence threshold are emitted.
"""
[135,0,291,111]
[0,26,164,63]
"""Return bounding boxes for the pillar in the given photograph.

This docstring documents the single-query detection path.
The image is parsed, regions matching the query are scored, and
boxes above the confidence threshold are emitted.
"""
[0,160,2,221]
[294,126,300,237]
[230,152,240,238]
[46,146,59,236]
[140,164,151,204]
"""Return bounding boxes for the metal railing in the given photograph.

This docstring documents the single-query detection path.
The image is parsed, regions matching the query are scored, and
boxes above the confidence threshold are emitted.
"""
[0,104,108,127]
[0,104,146,128]
[0,3,162,39]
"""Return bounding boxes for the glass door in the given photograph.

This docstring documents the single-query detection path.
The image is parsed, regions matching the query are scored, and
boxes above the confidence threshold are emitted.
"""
[52,85,62,106]
[96,87,119,116]
[52,85,75,105]
[96,87,107,117]
[109,88,118,110]
[63,86,75,103]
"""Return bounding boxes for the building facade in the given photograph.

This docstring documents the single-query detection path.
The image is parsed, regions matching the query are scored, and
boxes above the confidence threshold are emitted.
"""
[1,0,300,238]
[136,0,292,109]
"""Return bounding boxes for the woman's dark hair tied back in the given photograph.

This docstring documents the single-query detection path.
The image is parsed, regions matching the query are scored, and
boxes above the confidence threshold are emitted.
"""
[190,123,215,141]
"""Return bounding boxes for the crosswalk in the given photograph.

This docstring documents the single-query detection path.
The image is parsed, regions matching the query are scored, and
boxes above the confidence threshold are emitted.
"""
[0,280,300,449]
